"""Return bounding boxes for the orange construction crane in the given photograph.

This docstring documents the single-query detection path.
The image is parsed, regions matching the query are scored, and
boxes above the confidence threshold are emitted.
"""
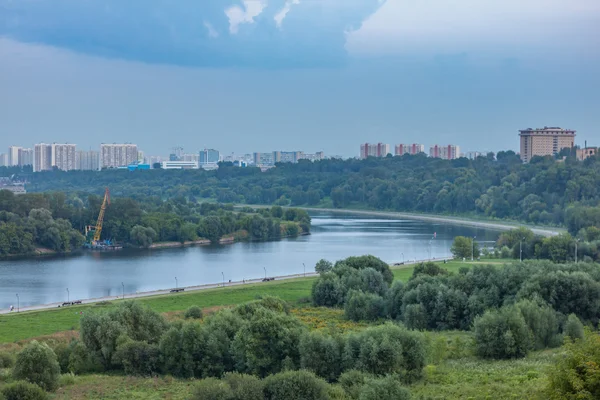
[93,188,110,243]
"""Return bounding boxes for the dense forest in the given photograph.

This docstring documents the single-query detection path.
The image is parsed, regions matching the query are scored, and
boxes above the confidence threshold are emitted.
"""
[0,190,310,256]
[5,150,600,233]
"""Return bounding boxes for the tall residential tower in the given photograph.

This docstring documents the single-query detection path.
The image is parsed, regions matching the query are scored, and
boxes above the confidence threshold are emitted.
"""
[519,127,576,163]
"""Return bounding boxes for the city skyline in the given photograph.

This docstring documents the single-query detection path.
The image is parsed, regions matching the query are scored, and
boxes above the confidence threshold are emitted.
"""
[1,1,598,156]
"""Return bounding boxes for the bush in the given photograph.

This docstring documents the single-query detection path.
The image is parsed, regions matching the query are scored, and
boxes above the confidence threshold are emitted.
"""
[411,262,448,279]
[263,370,330,400]
[184,306,204,320]
[344,291,385,322]
[338,370,374,399]
[343,324,425,383]
[358,268,388,296]
[114,340,161,376]
[299,331,343,382]
[222,372,264,400]
[337,256,393,285]
[473,306,532,359]
[563,314,585,341]
[386,281,405,320]
[403,304,427,330]
[515,299,561,349]
[191,378,233,400]
[547,330,600,400]
[13,341,61,391]
[0,351,15,368]
[358,376,411,400]
[1,381,49,400]
[311,273,344,307]
[234,296,290,318]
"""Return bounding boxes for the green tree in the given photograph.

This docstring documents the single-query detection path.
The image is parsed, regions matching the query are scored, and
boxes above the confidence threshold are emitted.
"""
[184,305,204,320]
[315,259,333,274]
[344,290,386,322]
[13,341,61,391]
[263,370,330,400]
[473,306,532,359]
[191,378,233,400]
[358,376,411,400]
[451,236,480,259]
[299,331,344,382]
[563,314,584,341]
[129,225,158,248]
[1,381,49,400]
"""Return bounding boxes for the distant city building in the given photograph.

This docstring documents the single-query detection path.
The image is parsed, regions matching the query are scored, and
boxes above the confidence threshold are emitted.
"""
[233,160,247,167]
[576,146,597,161]
[34,143,53,172]
[182,153,200,163]
[8,146,21,166]
[360,143,390,159]
[394,144,425,156]
[76,150,100,171]
[519,127,576,163]
[429,145,461,160]
[199,149,220,165]
[161,160,198,170]
[299,151,325,162]
[253,152,276,166]
[147,155,163,166]
[0,153,7,167]
[169,147,184,161]
[274,151,304,163]
[0,177,26,195]
[18,148,34,166]
[100,144,138,168]
[464,151,483,160]
[52,144,77,171]
[137,151,145,164]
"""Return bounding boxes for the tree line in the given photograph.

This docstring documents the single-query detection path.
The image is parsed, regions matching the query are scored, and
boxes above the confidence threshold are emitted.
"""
[0,189,310,256]
[11,150,600,233]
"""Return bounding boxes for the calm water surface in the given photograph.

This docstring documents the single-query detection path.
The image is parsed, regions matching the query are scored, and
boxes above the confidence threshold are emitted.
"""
[0,213,500,307]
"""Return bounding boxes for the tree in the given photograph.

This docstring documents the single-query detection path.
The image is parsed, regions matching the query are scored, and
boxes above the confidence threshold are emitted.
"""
[563,314,584,341]
[263,370,330,400]
[473,306,532,359]
[130,225,158,248]
[337,256,394,285]
[232,307,306,377]
[451,236,480,259]
[299,331,344,382]
[114,340,161,376]
[1,381,49,400]
[13,340,61,391]
[222,372,264,400]
[311,273,344,307]
[515,299,561,350]
[344,290,385,322]
[315,259,333,274]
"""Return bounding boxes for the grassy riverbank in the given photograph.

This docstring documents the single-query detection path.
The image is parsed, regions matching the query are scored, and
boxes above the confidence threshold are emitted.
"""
[0,260,504,344]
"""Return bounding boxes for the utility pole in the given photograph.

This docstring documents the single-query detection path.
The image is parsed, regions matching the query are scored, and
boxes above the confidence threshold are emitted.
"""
[263,267,267,279]
[66,288,69,303]
[222,272,225,287]
[303,263,306,277]
[472,236,477,261]
[175,277,178,289]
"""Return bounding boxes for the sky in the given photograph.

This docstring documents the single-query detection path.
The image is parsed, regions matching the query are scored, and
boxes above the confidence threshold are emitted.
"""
[1,0,599,157]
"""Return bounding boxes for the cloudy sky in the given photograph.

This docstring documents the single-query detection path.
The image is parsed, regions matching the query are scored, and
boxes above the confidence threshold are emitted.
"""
[1,0,599,157]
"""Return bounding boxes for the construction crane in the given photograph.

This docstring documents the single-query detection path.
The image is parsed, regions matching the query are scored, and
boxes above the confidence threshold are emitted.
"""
[93,188,110,242]
[85,188,110,245]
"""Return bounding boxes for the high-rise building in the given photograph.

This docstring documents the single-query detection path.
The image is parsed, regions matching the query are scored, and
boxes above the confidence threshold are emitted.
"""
[100,144,139,168]
[182,153,200,162]
[0,153,8,167]
[137,151,145,164]
[34,143,54,172]
[8,146,21,166]
[253,152,275,166]
[76,150,100,171]
[576,146,597,161]
[519,127,576,163]
[274,151,304,163]
[429,145,461,160]
[18,148,34,166]
[52,144,77,171]
[199,149,220,164]
[360,143,390,159]
[299,151,325,162]
[394,144,425,156]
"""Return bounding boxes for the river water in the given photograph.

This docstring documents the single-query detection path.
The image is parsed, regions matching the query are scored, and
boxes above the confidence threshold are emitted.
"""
[0,213,500,308]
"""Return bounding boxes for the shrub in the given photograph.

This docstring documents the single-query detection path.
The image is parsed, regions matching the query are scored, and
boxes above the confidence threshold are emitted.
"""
[546,330,600,400]
[411,262,448,279]
[338,370,374,399]
[403,304,427,330]
[159,322,205,378]
[191,378,233,400]
[343,324,425,383]
[299,331,344,382]
[115,340,161,376]
[234,296,290,318]
[311,273,344,307]
[473,306,532,359]
[263,370,330,400]
[344,290,385,322]
[515,299,561,349]
[358,376,411,400]
[1,381,49,400]
[386,281,405,320]
[336,256,394,285]
[58,373,76,387]
[68,341,101,374]
[13,341,61,391]
[563,314,584,341]
[358,268,388,296]
[184,306,204,320]
[222,372,264,400]
[0,351,15,368]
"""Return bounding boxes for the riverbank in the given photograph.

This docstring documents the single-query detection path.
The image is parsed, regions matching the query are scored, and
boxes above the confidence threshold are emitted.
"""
[303,207,563,237]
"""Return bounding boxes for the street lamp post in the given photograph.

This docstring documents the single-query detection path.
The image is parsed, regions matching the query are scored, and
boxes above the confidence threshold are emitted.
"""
[66,288,70,303]
[175,277,178,289]
[263,267,267,279]
[121,282,124,299]
[472,236,477,261]
[303,263,306,277]
[16,294,19,313]
[401,253,404,263]
[222,272,225,287]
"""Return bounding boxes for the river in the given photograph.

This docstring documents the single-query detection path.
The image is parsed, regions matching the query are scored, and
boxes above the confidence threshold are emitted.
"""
[0,212,501,308]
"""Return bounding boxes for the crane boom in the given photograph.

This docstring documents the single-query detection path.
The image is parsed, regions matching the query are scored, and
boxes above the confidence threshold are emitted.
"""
[93,188,110,242]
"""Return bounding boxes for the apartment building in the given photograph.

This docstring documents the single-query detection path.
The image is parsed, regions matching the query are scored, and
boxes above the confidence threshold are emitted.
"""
[394,144,425,156]
[519,127,575,163]
[429,145,461,160]
[76,150,100,171]
[100,144,138,168]
[34,143,54,172]
[360,143,391,159]
[52,144,77,171]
